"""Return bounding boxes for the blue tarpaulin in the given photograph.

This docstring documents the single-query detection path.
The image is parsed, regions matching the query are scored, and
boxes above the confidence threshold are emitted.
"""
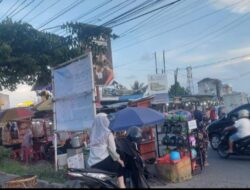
[109,107,165,131]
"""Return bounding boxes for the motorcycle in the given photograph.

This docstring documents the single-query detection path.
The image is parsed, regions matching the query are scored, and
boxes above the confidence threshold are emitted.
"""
[67,168,118,188]
[66,137,151,188]
[217,129,250,159]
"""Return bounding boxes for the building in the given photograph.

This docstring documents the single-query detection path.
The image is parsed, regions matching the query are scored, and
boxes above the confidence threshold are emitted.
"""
[198,78,223,98]
[0,93,10,110]
[222,84,233,96]
[223,92,249,112]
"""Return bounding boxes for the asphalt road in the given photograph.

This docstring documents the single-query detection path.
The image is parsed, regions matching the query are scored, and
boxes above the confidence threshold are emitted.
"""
[150,147,250,188]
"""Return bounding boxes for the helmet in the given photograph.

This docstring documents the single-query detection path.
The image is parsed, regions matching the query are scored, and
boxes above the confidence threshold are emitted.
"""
[127,126,142,143]
[238,109,249,119]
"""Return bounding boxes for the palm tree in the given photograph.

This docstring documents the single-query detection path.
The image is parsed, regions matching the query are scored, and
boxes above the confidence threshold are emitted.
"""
[130,81,148,94]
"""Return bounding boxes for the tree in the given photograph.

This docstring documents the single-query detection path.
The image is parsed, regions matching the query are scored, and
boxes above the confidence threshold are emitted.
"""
[0,19,115,91]
[168,81,188,97]
[0,18,80,91]
[130,81,148,94]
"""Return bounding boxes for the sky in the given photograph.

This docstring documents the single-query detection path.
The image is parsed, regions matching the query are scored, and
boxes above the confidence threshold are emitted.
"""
[0,0,250,107]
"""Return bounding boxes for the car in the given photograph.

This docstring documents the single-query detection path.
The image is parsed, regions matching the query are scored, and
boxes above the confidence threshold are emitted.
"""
[207,103,250,150]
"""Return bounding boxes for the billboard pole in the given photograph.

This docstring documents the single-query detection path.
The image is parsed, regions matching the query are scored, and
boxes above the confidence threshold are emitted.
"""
[51,68,58,172]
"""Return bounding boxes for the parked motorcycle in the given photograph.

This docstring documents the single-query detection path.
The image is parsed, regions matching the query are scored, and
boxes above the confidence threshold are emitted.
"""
[217,129,250,159]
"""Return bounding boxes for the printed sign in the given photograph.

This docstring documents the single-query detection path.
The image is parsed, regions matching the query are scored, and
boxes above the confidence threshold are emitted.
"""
[188,120,198,130]
[148,74,168,95]
[53,53,96,131]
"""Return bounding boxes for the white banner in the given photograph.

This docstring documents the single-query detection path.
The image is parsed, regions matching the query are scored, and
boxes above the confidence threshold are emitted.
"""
[53,53,96,131]
[148,74,168,95]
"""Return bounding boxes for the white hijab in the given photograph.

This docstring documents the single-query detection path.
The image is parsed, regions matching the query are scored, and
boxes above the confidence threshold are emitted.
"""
[90,113,111,147]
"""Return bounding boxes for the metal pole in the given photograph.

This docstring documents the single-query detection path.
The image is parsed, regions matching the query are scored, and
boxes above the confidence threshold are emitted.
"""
[155,125,160,157]
[163,50,166,74]
[154,52,158,74]
[52,69,58,172]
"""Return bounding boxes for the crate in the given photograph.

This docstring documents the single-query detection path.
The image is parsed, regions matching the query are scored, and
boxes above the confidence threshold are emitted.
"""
[155,157,192,183]
[139,140,155,154]
[4,175,37,188]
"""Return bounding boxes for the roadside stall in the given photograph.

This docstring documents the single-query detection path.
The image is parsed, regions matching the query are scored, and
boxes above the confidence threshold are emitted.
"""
[128,96,158,161]
[155,109,205,183]
[109,107,165,162]
[0,107,34,161]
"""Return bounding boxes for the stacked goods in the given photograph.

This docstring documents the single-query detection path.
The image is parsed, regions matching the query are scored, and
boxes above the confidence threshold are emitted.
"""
[4,175,37,188]
[156,156,192,183]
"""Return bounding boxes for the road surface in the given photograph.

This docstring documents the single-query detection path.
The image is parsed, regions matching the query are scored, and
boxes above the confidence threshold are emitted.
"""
[150,147,250,188]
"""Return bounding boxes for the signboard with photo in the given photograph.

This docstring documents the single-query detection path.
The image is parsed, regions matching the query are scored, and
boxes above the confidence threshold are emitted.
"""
[148,74,168,95]
[93,37,114,86]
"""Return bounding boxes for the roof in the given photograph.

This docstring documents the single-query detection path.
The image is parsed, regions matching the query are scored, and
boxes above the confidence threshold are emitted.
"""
[198,78,222,84]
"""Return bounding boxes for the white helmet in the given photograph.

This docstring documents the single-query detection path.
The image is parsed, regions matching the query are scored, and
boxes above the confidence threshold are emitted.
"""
[238,109,249,118]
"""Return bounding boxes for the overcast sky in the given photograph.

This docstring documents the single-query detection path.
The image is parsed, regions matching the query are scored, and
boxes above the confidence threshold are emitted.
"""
[0,0,250,107]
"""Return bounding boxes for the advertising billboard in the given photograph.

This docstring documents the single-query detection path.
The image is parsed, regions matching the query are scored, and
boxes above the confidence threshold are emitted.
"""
[148,74,168,95]
[92,36,114,86]
[53,53,96,131]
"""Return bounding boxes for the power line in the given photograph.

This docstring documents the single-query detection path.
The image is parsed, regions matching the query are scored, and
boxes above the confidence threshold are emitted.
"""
[117,0,211,40]
[176,12,250,56]
[6,0,28,18]
[86,0,131,24]
[0,0,20,21]
[145,1,249,58]
[184,53,250,70]
[74,0,113,22]
[27,0,61,23]
[113,0,243,52]
[20,0,44,21]
[107,0,182,28]
[11,0,36,19]
[37,0,86,30]
[101,0,154,26]
[118,0,187,38]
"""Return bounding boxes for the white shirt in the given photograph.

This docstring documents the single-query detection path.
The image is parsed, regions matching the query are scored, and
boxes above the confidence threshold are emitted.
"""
[235,118,250,138]
[88,133,120,167]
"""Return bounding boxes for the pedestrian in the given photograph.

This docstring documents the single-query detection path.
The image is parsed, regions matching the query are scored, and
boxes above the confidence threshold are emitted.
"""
[193,106,203,127]
[88,113,126,188]
[210,106,218,122]
[21,127,33,163]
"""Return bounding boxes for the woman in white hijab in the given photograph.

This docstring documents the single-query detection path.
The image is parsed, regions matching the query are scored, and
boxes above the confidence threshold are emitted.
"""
[88,113,126,188]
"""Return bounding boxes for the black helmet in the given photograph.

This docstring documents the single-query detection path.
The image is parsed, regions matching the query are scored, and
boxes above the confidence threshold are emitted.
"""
[127,126,142,143]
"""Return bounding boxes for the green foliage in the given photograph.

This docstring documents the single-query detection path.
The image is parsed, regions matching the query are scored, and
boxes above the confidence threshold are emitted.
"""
[0,159,66,183]
[0,20,114,91]
[130,80,148,94]
[168,81,188,97]
[0,18,80,90]
[0,146,11,161]
[61,22,114,65]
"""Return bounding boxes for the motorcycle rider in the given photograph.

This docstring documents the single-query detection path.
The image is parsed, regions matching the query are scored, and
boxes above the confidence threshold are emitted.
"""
[116,126,150,188]
[224,109,250,153]
[88,113,126,188]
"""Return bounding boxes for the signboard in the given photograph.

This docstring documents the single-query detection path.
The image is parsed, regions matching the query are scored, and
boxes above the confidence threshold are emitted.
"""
[188,120,198,130]
[151,93,169,104]
[92,36,114,86]
[67,153,85,169]
[53,53,96,131]
[148,74,168,95]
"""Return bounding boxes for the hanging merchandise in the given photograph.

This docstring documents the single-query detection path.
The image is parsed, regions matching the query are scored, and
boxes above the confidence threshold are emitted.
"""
[191,148,197,159]
[189,135,196,147]
[10,122,19,140]
[170,150,181,161]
